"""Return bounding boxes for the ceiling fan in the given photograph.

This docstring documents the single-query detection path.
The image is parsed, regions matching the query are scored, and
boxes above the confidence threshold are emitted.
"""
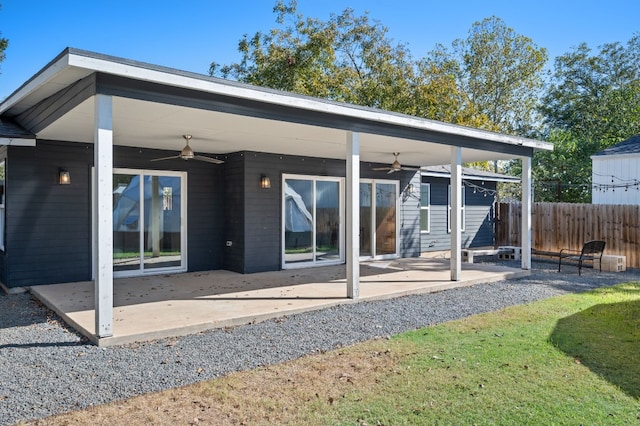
[150,135,224,164]
[372,152,420,174]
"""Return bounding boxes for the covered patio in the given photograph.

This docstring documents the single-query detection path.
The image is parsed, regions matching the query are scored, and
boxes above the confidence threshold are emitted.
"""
[1,49,552,344]
[31,258,527,347]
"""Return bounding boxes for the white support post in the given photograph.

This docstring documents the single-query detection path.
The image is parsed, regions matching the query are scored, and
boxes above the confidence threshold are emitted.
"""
[521,156,532,270]
[346,131,360,299]
[94,94,114,338]
[450,147,462,281]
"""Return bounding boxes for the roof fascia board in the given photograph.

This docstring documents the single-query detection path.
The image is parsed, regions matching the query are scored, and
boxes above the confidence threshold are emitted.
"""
[421,171,520,183]
[0,49,71,115]
[591,152,640,160]
[16,74,97,133]
[0,137,36,146]
[73,50,551,154]
[96,73,535,157]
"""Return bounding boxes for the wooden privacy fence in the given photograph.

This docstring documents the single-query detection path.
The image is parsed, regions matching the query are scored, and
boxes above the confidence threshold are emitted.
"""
[496,202,640,268]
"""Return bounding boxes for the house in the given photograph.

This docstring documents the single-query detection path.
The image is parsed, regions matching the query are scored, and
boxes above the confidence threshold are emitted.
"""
[0,48,552,337]
[419,165,519,253]
[591,134,640,204]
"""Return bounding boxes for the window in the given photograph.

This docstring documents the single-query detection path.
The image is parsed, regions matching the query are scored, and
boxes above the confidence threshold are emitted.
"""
[447,185,466,233]
[420,183,430,233]
[282,174,344,268]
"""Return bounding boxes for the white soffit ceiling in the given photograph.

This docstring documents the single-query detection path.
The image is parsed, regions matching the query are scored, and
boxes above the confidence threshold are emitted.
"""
[37,96,520,167]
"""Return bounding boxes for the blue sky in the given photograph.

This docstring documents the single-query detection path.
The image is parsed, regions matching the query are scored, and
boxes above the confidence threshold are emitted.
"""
[1,0,638,100]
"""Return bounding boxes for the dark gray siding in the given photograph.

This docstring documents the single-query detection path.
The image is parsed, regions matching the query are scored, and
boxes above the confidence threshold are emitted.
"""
[6,141,93,287]
[420,176,497,252]
[0,146,7,286]
[3,140,224,288]
[233,152,420,273]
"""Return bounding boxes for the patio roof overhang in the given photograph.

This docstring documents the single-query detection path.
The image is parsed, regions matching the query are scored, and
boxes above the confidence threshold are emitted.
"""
[0,48,552,166]
[0,48,550,341]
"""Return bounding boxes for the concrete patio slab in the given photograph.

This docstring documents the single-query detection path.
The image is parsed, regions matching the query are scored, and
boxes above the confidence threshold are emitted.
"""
[30,258,529,347]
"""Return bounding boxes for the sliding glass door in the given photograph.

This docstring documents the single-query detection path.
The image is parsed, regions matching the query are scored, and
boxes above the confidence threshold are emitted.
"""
[360,179,399,259]
[283,175,343,268]
[111,169,186,276]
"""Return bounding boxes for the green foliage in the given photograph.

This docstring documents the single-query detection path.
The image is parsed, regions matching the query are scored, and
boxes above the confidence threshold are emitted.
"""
[538,34,640,202]
[210,1,485,126]
[0,4,8,70]
[426,16,548,136]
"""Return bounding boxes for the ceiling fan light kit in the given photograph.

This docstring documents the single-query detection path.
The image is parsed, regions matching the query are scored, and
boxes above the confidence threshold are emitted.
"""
[150,135,224,164]
[372,152,419,174]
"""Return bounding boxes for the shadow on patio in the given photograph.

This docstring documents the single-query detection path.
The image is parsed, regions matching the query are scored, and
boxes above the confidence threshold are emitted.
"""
[30,258,528,347]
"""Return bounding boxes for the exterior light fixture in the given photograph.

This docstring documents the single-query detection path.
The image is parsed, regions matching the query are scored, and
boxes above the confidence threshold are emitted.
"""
[260,175,271,189]
[59,169,71,185]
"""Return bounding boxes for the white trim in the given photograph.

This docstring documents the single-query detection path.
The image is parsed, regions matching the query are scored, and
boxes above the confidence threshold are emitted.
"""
[0,54,70,115]
[521,156,532,270]
[1,50,553,153]
[346,132,360,299]
[0,138,36,146]
[420,183,431,234]
[104,168,188,278]
[447,185,466,233]
[281,173,345,270]
[450,147,462,281]
[94,94,113,338]
[359,179,400,261]
[421,170,519,183]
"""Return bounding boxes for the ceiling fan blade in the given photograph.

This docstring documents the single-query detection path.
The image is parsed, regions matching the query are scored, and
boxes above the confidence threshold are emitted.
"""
[372,167,391,171]
[401,166,420,171]
[387,169,397,174]
[194,155,224,164]
[150,155,181,162]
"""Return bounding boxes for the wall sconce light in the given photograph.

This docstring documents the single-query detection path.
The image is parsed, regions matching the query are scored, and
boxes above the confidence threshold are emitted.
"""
[59,169,71,185]
[260,175,271,189]
[406,183,414,194]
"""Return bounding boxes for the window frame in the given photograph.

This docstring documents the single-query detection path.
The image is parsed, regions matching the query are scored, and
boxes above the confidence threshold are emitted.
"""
[420,183,430,233]
[447,184,466,233]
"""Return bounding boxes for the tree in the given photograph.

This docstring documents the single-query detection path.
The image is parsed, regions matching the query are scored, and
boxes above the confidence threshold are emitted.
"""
[210,1,486,126]
[537,34,640,202]
[542,36,640,146]
[426,16,548,137]
[0,4,7,72]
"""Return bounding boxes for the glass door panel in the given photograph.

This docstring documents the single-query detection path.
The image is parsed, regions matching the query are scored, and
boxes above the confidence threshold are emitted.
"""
[359,183,373,257]
[284,179,314,264]
[375,183,397,255]
[315,180,340,262]
[113,174,142,272]
[143,175,182,270]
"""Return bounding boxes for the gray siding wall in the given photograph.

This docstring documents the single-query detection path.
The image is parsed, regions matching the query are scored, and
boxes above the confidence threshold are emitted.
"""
[227,151,420,273]
[1,140,420,286]
[0,145,7,285]
[420,176,496,252]
[3,140,224,288]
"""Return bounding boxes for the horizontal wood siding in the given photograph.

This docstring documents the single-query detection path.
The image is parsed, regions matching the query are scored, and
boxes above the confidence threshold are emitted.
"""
[3,141,225,288]
[240,152,420,273]
[222,154,245,272]
[0,146,7,286]
[420,176,497,252]
[6,141,93,287]
[400,171,421,257]
[115,146,226,273]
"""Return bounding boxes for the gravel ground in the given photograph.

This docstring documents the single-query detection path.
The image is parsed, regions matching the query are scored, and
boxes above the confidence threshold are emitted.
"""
[1,260,639,425]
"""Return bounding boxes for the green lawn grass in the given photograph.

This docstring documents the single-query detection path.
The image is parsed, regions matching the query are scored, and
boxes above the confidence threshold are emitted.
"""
[306,282,640,425]
[32,282,640,426]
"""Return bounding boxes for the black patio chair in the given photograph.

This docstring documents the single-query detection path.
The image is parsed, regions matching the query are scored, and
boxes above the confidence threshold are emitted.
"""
[558,240,606,275]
